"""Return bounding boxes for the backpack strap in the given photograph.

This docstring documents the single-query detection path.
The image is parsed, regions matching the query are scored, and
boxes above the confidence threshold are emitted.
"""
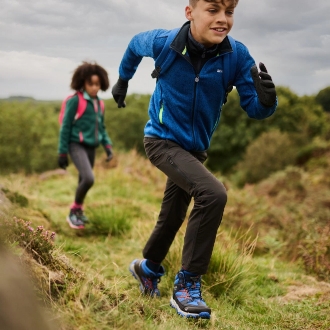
[151,28,180,79]
[75,91,88,120]
[222,35,237,105]
[59,95,73,124]
[99,100,105,114]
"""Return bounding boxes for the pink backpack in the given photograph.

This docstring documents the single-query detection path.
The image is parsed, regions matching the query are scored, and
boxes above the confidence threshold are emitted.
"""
[59,91,105,124]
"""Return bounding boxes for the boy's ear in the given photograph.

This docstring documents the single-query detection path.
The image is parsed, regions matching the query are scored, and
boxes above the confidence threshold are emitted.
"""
[185,5,193,21]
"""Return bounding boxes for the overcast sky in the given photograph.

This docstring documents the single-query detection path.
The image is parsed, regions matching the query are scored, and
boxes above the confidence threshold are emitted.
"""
[1,0,330,100]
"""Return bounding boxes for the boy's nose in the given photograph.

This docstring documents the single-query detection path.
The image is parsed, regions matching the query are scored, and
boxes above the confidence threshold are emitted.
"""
[215,11,227,23]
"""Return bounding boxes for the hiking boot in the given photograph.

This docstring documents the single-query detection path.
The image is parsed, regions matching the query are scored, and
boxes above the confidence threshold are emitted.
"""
[75,208,89,223]
[129,259,165,297]
[66,208,85,229]
[170,270,211,319]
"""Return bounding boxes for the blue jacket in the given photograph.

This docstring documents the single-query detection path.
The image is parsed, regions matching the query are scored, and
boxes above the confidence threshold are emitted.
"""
[119,22,277,152]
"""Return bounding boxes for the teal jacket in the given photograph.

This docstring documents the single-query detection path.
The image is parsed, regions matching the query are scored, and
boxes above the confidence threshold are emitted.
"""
[58,91,112,154]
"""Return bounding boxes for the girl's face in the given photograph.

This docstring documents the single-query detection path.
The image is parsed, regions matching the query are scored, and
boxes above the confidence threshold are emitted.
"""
[84,74,101,98]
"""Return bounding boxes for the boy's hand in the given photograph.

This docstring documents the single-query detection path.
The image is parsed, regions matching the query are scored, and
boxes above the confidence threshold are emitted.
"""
[58,154,68,169]
[250,63,277,107]
[112,77,128,108]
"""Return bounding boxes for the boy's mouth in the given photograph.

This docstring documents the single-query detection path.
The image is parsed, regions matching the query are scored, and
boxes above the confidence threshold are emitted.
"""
[212,28,226,32]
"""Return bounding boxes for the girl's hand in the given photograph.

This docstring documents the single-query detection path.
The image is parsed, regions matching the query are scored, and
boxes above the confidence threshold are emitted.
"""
[105,147,113,162]
[58,154,69,169]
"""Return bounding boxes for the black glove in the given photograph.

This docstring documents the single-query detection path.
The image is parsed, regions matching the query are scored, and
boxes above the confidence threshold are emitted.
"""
[250,62,277,107]
[111,77,128,108]
[58,154,68,169]
[105,147,113,162]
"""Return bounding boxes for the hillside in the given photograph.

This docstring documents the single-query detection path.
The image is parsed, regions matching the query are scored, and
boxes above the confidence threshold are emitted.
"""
[1,150,330,329]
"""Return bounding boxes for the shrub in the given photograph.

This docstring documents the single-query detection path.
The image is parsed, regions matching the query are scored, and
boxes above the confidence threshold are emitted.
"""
[208,87,329,174]
[315,86,330,112]
[235,130,298,184]
[104,95,150,154]
[3,217,56,266]
[0,101,59,174]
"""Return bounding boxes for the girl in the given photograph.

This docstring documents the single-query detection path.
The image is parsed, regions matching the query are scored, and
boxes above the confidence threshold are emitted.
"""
[58,62,113,229]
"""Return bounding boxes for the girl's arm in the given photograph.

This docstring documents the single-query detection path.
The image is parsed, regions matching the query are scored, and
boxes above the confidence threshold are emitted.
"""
[234,42,277,120]
[100,110,112,148]
[58,96,78,154]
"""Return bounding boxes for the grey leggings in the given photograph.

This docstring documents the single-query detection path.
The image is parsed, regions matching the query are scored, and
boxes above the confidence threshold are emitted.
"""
[143,138,227,274]
[69,142,96,205]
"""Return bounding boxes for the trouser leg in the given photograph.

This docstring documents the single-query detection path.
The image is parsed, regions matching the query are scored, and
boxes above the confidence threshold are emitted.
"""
[143,138,227,274]
[143,176,191,263]
[69,143,95,205]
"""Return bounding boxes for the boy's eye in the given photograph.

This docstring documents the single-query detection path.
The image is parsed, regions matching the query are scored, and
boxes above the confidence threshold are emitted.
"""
[226,10,234,15]
[208,9,217,14]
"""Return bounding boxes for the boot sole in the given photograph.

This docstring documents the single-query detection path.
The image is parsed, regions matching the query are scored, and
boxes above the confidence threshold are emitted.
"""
[170,297,211,319]
[66,217,85,230]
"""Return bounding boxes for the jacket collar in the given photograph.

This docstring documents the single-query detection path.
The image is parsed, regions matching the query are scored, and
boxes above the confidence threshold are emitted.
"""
[171,21,233,56]
[83,90,100,101]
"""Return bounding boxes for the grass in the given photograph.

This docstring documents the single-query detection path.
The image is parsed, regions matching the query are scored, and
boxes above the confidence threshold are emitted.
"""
[1,150,330,329]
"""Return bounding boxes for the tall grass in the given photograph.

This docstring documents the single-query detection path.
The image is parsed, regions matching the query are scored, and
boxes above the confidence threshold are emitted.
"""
[161,226,257,306]
[204,229,257,305]
[85,205,132,237]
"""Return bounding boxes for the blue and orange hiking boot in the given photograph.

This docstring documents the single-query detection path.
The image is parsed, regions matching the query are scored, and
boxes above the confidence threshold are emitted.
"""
[170,270,211,319]
[66,208,85,229]
[129,259,165,297]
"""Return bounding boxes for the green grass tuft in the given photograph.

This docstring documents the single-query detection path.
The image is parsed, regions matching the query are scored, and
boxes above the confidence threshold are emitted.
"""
[85,205,132,237]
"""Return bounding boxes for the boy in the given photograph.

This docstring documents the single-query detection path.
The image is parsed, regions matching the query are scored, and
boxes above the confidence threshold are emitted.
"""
[112,0,277,319]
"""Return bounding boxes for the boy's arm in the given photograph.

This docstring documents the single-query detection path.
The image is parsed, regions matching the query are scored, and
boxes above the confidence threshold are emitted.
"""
[58,96,78,154]
[234,42,277,119]
[112,29,165,108]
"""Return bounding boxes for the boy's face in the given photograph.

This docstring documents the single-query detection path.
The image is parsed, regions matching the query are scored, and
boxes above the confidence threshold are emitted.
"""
[84,74,101,98]
[185,0,235,48]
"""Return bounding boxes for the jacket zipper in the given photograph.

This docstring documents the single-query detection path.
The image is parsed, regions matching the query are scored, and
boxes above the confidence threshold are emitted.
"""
[172,44,233,149]
[175,49,200,149]
[192,74,199,148]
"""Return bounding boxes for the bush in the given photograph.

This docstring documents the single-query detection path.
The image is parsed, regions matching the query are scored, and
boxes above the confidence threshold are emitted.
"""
[0,101,59,174]
[235,130,298,184]
[104,95,150,154]
[3,217,56,266]
[315,86,330,112]
[207,87,329,174]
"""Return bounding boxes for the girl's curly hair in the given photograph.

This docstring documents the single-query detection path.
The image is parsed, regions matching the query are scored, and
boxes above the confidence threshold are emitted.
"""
[70,61,110,91]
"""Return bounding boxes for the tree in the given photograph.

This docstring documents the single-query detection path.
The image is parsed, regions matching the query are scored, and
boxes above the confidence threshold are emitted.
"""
[315,86,330,112]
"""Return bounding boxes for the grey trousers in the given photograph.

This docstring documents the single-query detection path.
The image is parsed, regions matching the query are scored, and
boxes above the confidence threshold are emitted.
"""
[69,142,96,205]
[143,137,227,274]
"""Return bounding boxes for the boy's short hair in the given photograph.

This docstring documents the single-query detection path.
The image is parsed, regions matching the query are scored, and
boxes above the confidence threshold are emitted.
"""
[189,0,239,7]
[71,61,110,92]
